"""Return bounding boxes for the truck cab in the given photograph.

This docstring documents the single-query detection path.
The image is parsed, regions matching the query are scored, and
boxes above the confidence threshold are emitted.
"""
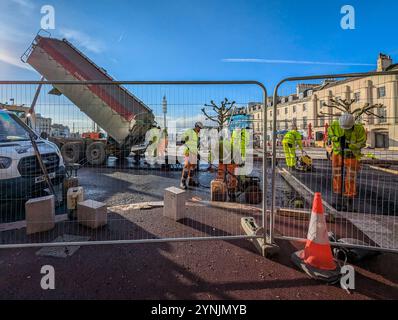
[0,110,65,199]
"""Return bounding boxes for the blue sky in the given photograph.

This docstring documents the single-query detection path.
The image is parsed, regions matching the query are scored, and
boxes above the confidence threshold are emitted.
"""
[0,0,397,130]
[1,0,397,86]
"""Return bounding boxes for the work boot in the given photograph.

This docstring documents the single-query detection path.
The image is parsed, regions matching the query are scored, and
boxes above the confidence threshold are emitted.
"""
[180,179,187,190]
[229,192,237,202]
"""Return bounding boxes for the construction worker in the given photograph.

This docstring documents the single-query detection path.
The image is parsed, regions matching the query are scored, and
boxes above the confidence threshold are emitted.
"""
[231,126,250,165]
[328,113,366,198]
[217,126,250,201]
[180,121,203,189]
[145,124,161,164]
[214,127,237,200]
[282,124,303,170]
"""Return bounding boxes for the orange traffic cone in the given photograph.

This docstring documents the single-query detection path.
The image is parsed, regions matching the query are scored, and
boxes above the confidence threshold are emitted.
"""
[291,193,340,282]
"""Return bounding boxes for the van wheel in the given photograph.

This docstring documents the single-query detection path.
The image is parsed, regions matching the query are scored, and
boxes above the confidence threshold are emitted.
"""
[86,142,106,165]
[61,142,83,163]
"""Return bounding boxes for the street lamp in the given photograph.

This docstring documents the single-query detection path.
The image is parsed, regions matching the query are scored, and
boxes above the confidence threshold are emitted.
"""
[162,95,167,129]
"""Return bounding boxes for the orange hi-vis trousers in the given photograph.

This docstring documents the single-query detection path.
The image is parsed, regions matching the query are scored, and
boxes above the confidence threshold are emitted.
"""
[331,154,360,198]
[217,163,238,191]
[181,156,197,183]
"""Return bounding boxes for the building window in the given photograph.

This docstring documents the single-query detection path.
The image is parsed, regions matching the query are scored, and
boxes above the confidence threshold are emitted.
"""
[377,86,386,98]
[378,106,387,123]
[354,92,360,102]
[303,117,307,129]
[284,120,288,129]
[303,103,306,111]
[293,105,296,113]
[292,118,297,127]
[320,117,325,127]
[285,107,288,114]
[277,109,279,116]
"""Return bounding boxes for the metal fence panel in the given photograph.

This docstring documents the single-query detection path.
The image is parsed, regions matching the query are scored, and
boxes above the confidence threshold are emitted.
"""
[0,80,269,248]
[271,71,398,253]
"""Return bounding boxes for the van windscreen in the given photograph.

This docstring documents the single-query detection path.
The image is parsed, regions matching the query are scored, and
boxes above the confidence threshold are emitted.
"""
[0,112,35,142]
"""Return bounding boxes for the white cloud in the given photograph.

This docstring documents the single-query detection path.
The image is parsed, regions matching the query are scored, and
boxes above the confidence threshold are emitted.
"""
[222,58,375,66]
[0,24,32,44]
[0,50,36,72]
[11,0,34,9]
[59,28,105,54]
[155,113,210,130]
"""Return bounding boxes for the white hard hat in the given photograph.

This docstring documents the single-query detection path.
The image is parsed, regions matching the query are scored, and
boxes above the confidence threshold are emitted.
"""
[339,113,355,130]
[195,121,204,129]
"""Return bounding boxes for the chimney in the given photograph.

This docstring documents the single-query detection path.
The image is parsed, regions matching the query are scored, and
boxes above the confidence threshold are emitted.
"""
[377,53,392,72]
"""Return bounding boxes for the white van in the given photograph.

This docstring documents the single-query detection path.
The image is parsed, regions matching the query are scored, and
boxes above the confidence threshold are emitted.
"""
[0,109,65,199]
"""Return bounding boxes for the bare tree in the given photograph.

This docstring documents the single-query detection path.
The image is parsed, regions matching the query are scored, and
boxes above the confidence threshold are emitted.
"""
[201,98,236,130]
[319,97,385,122]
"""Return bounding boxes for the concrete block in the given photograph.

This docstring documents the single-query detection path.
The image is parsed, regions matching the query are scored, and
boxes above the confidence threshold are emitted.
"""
[77,200,107,229]
[25,195,55,235]
[163,187,186,221]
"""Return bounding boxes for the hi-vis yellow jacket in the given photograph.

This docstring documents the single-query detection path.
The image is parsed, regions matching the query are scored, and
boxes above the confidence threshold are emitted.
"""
[282,130,303,150]
[231,128,250,161]
[181,128,199,156]
[327,120,366,159]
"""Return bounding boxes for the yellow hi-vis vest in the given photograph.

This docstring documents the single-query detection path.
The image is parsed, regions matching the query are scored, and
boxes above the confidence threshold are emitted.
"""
[282,130,303,150]
[231,128,249,162]
[182,128,199,156]
[146,127,161,158]
[327,120,366,159]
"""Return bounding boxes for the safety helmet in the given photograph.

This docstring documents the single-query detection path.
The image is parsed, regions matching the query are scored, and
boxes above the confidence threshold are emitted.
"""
[339,113,355,130]
[195,121,204,129]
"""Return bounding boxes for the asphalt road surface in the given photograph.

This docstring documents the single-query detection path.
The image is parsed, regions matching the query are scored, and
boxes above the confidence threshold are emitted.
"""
[277,159,398,215]
[0,160,283,223]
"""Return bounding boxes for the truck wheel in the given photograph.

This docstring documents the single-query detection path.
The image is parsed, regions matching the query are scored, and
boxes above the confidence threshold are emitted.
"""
[245,184,262,204]
[86,142,106,165]
[61,142,83,163]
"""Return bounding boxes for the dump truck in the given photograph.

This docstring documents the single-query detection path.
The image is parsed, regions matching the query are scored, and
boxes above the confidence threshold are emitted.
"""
[22,33,155,165]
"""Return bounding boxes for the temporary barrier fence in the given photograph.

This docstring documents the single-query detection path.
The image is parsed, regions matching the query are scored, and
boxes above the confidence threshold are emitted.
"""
[0,80,270,248]
[271,70,398,254]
